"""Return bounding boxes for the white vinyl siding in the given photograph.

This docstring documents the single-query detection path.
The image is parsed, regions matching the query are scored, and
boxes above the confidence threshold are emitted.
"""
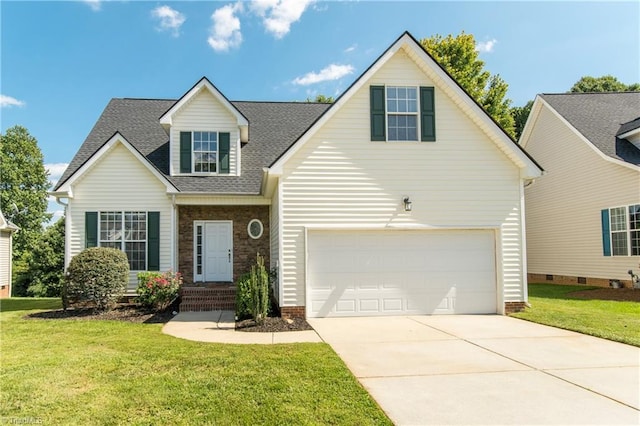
[68,143,173,292]
[524,104,640,281]
[270,182,282,304]
[170,89,239,176]
[278,48,525,308]
[0,231,11,288]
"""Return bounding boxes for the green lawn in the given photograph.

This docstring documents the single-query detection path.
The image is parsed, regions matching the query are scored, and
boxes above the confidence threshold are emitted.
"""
[511,284,640,347]
[0,298,391,425]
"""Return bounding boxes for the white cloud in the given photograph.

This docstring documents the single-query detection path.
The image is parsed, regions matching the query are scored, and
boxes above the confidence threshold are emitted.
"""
[82,0,101,12]
[250,0,314,39]
[0,94,25,108]
[476,38,497,53]
[293,63,354,86]
[208,3,243,52]
[344,44,357,53]
[151,5,186,37]
[46,163,69,186]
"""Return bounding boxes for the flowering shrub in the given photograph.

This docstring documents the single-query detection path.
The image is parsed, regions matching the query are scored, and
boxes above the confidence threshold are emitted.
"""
[136,270,182,311]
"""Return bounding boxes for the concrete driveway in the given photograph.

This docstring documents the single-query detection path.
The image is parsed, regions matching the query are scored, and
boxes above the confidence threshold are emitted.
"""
[307,315,640,425]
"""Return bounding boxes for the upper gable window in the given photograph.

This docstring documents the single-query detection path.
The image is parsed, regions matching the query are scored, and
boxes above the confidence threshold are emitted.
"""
[180,131,230,175]
[370,85,435,142]
[387,86,418,141]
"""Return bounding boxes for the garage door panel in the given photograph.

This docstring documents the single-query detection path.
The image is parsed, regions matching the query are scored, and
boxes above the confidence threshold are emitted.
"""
[307,230,497,317]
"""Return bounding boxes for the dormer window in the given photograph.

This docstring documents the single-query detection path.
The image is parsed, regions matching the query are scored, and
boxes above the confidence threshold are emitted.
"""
[180,131,230,174]
[194,132,218,173]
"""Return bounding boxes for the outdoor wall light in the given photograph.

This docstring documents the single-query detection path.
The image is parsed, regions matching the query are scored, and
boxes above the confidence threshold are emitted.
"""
[403,197,412,212]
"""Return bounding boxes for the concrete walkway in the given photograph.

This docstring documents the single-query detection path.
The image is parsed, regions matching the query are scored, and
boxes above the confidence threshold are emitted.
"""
[308,315,640,426]
[162,311,322,344]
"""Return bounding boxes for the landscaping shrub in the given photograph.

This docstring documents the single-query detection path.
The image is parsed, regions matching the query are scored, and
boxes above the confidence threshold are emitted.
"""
[63,247,129,311]
[235,272,252,320]
[137,271,183,311]
[235,254,270,323]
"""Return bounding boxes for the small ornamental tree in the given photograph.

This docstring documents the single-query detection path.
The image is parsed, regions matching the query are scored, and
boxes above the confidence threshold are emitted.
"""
[136,271,183,311]
[235,254,270,323]
[63,247,129,311]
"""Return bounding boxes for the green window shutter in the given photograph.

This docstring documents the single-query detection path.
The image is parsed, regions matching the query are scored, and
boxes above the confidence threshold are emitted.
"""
[370,86,386,141]
[420,86,436,142]
[85,212,98,248]
[601,209,611,256]
[219,132,230,174]
[180,132,192,173]
[147,212,160,271]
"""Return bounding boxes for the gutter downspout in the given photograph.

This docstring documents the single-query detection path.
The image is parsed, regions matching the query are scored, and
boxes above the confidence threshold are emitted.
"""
[55,196,71,270]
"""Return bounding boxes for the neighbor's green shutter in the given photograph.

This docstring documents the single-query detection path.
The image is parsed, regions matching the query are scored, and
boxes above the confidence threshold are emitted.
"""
[601,209,611,256]
[180,132,192,173]
[370,86,386,141]
[219,132,230,174]
[147,212,160,271]
[85,212,98,248]
[420,86,436,142]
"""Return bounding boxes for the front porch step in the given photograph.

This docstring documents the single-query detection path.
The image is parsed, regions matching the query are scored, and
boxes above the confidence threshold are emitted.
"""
[179,286,236,312]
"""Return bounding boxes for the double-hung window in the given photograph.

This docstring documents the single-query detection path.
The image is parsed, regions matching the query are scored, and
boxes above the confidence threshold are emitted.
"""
[193,131,218,173]
[386,87,418,141]
[99,211,147,270]
[179,131,230,174]
[370,85,435,142]
[602,204,640,256]
[85,211,160,271]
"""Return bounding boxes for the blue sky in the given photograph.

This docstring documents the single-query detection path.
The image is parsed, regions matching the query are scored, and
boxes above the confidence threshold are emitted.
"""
[1,1,639,221]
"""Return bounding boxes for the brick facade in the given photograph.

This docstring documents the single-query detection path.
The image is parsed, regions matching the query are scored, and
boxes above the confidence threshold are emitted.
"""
[280,306,306,319]
[528,273,632,288]
[178,205,270,284]
[504,301,527,314]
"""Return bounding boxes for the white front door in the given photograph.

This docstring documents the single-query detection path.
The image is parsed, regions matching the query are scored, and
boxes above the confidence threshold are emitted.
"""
[199,221,233,282]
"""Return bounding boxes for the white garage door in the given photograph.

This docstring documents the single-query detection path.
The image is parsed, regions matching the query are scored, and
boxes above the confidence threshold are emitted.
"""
[307,230,497,318]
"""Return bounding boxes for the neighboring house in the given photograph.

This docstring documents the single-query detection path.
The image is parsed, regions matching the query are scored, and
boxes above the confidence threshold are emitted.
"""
[51,32,542,318]
[520,92,640,287]
[0,209,19,298]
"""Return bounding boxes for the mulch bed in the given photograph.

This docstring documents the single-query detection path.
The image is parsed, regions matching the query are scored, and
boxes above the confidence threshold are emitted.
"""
[25,302,179,324]
[568,287,640,302]
[24,301,313,332]
[236,317,313,333]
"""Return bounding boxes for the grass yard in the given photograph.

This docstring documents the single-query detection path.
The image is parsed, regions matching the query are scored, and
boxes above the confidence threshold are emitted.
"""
[0,298,391,425]
[511,284,640,347]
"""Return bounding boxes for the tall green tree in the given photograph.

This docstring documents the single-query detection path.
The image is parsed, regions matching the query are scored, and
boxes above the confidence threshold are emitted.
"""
[511,100,534,141]
[25,217,65,297]
[570,75,640,93]
[1,125,51,295]
[420,32,515,137]
[0,125,51,254]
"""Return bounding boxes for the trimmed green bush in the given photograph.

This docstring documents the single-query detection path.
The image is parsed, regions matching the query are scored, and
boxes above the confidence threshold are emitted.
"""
[63,247,129,311]
[136,271,182,311]
[235,272,252,320]
[235,254,270,323]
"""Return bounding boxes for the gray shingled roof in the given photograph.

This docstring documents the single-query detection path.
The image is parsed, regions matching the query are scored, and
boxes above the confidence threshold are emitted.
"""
[617,117,640,136]
[55,99,330,193]
[540,92,640,166]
